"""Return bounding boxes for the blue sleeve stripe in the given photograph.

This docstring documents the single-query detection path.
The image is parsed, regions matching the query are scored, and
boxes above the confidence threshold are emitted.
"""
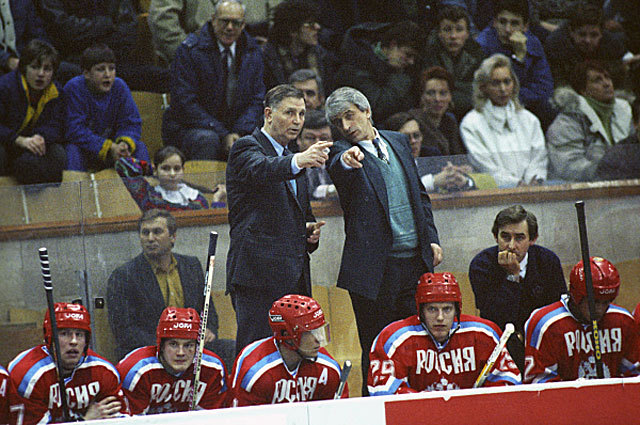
[241,351,281,390]
[383,325,424,355]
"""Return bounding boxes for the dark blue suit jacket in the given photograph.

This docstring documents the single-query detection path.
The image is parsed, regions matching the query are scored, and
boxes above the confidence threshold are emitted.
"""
[327,130,439,299]
[226,127,317,294]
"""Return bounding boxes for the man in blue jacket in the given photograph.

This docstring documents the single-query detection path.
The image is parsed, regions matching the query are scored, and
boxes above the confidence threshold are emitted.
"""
[469,204,566,373]
[162,0,265,161]
[476,0,554,127]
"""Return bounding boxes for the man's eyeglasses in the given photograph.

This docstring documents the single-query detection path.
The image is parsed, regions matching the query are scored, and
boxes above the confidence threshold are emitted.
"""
[217,18,244,28]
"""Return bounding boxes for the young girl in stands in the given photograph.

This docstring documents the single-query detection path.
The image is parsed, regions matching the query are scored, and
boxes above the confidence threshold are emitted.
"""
[116,146,226,210]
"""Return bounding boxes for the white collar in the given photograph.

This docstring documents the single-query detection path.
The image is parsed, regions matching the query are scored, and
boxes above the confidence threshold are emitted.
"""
[519,251,529,279]
[155,183,200,205]
[484,100,516,132]
[357,129,389,158]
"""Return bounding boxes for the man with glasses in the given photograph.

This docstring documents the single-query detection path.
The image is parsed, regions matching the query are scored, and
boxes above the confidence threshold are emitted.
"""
[162,0,265,160]
[262,0,334,92]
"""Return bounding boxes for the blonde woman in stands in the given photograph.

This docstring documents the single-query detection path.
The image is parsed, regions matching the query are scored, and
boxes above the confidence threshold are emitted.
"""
[116,146,226,210]
[460,53,548,188]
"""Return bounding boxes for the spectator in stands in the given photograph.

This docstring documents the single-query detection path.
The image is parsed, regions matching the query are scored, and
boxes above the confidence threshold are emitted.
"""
[409,66,467,157]
[296,109,335,200]
[0,0,49,76]
[385,111,482,194]
[460,53,548,187]
[116,146,226,211]
[39,0,171,92]
[334,20,422,124]
[262,0,333,92]
[524,257,640,382]
[544,2,628,89]
[422,5,486,120]
[596,98,640,180]
[547,61,633,182]
[0,39,66,184]
[469,205,566,372]
[148,0,216,67]
[64,44,150,171]
[476,0,554,126]
[116,307,228,413]
[529,0,585,34]
[161,0,264,161]
[107,209,235,369]
[289,68,325,111]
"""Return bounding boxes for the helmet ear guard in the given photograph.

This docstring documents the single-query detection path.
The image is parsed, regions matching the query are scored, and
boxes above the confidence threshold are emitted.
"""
[569,257,620,305]
[269,294,327,350]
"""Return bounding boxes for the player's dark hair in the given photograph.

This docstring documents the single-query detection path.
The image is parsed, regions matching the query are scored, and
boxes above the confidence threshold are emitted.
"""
[494,0,529,23]
[81,44,116,71]
[570,60,611,95]
[269,0,320,46]
[264,84,304,109]
[138,209,178,235]
[436,4,470,29]
[380,21,422,52]
[568,2,603,31]
[492,205,538,240]
[19,39,60,76]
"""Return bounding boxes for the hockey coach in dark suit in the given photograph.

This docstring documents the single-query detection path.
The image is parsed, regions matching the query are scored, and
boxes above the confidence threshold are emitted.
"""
[326,86,442,394]
[226,84,333,354]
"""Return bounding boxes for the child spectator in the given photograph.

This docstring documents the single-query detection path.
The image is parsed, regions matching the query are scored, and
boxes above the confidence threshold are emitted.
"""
[116,145,226,211]
[64,44,150,171]
[0,39,66,184]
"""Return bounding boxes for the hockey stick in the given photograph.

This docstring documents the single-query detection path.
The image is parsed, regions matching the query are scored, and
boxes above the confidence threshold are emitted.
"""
[334,360,352,399]
[188,231,218,411]
[575,201,604,379]
[473,323,514,388]
[39,248,71,422]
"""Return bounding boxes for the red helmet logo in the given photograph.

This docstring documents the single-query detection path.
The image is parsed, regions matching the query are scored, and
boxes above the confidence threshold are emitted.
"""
[269,295,326,350]
[570,257,620,304]
[43,302,92,346]
[415,272,462,314]
[156,307,201,354]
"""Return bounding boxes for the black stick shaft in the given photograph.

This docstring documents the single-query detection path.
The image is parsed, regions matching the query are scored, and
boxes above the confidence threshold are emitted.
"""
[575,201,604,379]
[39,248,71,422]
[189,231,218,410]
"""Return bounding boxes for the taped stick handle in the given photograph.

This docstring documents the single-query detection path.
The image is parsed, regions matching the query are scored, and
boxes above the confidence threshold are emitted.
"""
[575,201,604,379]
[334,360,352,399]
[473,323,514,388]
[39,247,71,422]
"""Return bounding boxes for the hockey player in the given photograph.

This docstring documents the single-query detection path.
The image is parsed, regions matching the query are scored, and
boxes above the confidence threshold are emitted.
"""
[0,365,9,424]
[524,257,640,383]
[230,295,347,406]
[8,303,127,424]
[117,307,228,413]
[368,272,521,395]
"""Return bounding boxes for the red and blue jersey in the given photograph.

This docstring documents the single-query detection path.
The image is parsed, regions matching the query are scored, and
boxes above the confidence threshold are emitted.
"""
[230,337,347,406]
[8,345,127,424]
[117,345,227,414]
[0,365,10,425]
[524,296,640,383]
[368,314,521,395]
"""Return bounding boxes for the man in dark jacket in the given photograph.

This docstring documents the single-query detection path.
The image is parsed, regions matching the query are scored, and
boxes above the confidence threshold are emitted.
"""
[469,205,566,373]
[333,21,422,124]
[162,0,265,161]
[107,209,234,370]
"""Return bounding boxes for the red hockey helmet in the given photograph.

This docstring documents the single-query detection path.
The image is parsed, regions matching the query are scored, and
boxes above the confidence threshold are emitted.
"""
[415,272,462,314]
[269,295,327,350]
[43,302,91,345]
[156,307,201,352]
[569,257,620,305]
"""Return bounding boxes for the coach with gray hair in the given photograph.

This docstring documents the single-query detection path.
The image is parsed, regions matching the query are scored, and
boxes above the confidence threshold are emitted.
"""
[325,86,442,395]
[226,84,332,354]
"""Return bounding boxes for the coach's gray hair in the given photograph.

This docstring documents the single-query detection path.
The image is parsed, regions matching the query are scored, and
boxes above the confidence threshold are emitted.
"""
[472,53,522,112]
[325,87,371,125]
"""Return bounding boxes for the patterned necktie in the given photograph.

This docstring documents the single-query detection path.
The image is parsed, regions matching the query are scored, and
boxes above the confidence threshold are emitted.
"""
[283,147,297,196]
[372,138,389,163]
